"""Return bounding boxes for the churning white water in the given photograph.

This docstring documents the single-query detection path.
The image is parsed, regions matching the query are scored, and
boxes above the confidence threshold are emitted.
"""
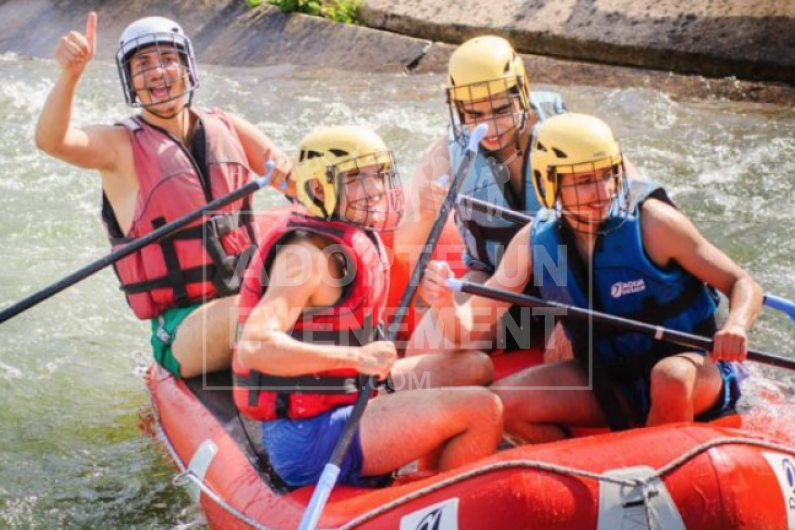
[1,53,794,528]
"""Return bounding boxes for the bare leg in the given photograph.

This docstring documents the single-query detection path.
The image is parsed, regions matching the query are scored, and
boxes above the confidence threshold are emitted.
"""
[387,354,493,472]
[543,322,574,363]
[359,387,503,475]
[646,353,723,426]
[391,351,493,389]
[172,295,238,378]
[491,359,607,444]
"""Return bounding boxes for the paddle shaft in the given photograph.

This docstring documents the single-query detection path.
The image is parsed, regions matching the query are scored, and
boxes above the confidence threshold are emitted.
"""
[330,128,480,466]
[764,294,795,323]
[448,279,795,371]
[457,194,534,225]
[297,124,489,530]
[460,195,795,325]
[0,175,270,325]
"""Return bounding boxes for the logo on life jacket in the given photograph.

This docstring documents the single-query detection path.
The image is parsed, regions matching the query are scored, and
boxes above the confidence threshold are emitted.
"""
[610,279,646,299]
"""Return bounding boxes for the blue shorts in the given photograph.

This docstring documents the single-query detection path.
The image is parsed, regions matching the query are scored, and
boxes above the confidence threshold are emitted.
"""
[628,359,744,424]
[696,360,746,421]
[261,406,390,489]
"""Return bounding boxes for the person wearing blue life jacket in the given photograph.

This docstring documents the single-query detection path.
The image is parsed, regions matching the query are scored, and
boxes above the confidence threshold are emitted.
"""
[419,113,762,439]
[398,35,571,357]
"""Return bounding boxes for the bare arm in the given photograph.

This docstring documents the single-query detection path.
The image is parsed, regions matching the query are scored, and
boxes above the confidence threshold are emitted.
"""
[34,12,122,172]
[226,112,296,197]
[423,222,535,346]
[237,240,395,376]
[393,136,452,254]
[642,199,763,360]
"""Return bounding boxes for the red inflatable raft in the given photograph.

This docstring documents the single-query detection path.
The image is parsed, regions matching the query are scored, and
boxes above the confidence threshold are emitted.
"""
[144,206,795,530]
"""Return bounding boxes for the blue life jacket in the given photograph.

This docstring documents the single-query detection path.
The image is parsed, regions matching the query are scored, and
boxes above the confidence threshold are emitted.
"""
[530,184,719,370]
[452,91,566,273]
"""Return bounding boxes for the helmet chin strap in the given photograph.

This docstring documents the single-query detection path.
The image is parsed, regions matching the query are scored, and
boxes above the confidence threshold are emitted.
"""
[511,108,530,156]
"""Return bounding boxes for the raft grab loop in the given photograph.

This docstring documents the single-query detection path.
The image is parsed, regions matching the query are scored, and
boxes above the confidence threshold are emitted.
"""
[164,434,795,530]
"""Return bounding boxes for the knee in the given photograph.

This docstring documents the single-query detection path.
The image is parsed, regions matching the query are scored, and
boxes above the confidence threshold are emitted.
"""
[489,383,526,422]
[462,351,493,386]
[650,357,697,404]
[467,388,504,427]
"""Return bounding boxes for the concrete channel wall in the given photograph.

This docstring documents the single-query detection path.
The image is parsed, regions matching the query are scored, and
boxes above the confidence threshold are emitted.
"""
[360,0,795,85]
[0,0,430,72]
[0,0,792,104]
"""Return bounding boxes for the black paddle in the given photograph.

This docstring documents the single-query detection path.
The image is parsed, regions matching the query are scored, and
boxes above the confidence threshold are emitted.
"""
[458,194,795,323]
[0,165,275,325]
[446,278,795,371]
[297,124,489,530]
[457,194,534,225]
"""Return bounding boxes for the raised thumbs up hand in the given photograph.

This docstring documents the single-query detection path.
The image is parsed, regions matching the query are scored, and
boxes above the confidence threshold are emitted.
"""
[54,12,97,78]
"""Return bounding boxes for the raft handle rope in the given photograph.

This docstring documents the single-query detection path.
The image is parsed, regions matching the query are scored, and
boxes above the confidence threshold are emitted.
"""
[331,437,795,530]
[172,469,276,530]
[149,393,277,530]
[159,421,795,530]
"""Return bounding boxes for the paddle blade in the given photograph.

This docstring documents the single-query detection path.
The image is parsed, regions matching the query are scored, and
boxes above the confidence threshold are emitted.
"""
[764,294,795,322]
[297,463,341,530]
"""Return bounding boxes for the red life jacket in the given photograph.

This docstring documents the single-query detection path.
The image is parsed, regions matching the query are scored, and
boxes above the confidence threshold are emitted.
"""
[102,108,258,320]
[233,213,390,421]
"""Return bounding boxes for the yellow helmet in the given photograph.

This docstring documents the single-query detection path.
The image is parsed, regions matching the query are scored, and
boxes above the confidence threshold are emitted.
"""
[294,126,404,231]
[446,36,531,145]
[531,113,623,209]
[447,36,530,107]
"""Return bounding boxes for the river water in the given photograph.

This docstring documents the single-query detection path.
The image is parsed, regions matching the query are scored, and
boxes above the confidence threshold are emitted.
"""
[1,52,794,528]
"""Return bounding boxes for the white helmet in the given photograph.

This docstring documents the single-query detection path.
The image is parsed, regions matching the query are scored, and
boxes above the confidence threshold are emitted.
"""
[115,17,199,108]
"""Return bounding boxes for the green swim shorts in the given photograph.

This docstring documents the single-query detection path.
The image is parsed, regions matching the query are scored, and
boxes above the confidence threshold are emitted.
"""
[150,302,202,378]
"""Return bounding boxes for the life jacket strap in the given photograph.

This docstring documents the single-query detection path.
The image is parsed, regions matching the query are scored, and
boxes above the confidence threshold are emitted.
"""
[115,211,257,302]
[152,216,191,306]
[234,372,366,419]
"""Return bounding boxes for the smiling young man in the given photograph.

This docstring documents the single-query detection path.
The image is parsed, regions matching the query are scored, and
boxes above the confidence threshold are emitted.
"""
[233,126,501,487]
[34,13,293,378]
[397,35,570,359]
[420,113,761,442]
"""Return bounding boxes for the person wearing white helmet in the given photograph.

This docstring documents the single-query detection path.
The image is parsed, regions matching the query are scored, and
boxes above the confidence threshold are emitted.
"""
[115,15,201,118]
[34,12,294,379]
